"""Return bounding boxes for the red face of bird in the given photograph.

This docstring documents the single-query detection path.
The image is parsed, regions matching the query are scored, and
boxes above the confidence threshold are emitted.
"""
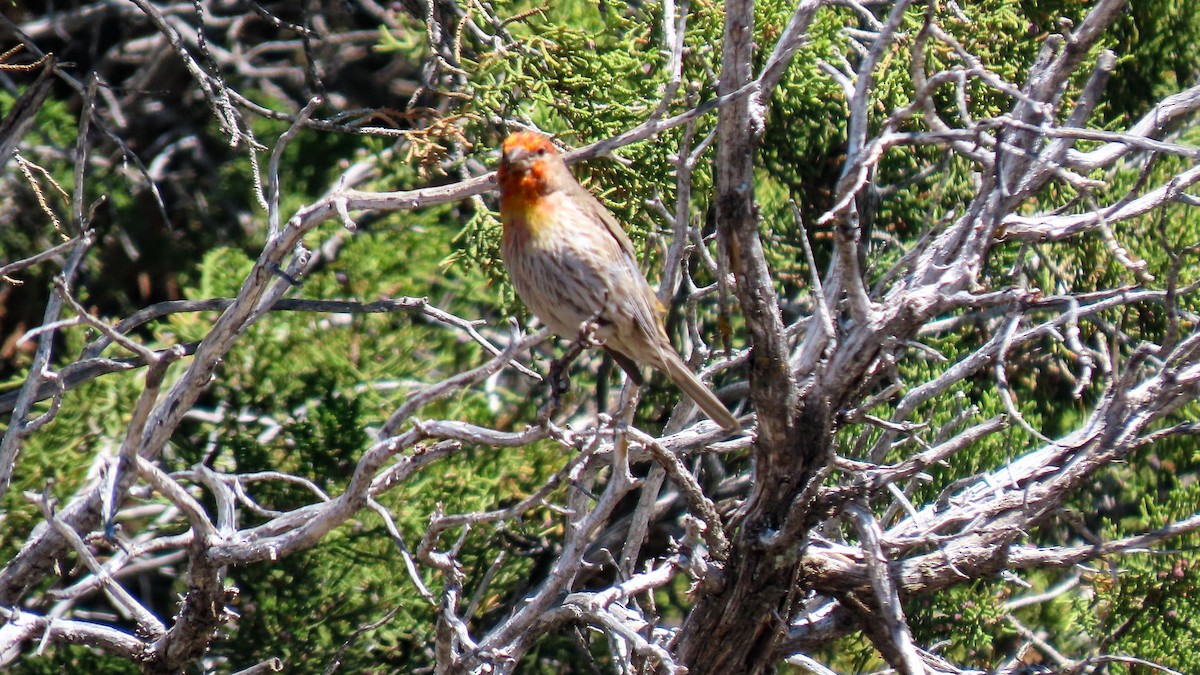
[497,131,572,204]
[499,131,559,175]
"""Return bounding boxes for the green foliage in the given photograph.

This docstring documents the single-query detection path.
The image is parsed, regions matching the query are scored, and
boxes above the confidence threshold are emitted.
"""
[0,333,148,560]
[1076,483,1200,673]
[908,583,1008,666]
[16,647,135,675]
[1099,0,1200,120]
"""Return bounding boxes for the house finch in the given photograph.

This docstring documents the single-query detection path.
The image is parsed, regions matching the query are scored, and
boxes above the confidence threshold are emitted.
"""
[497,131,739,431]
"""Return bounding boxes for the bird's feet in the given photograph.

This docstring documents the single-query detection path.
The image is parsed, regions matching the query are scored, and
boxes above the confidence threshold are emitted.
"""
[537,315,603,423]
[536,348,577,424]
[548,358,572,400]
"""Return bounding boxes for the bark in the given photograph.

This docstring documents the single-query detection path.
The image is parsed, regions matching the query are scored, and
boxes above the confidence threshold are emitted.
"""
[674,1,830,671]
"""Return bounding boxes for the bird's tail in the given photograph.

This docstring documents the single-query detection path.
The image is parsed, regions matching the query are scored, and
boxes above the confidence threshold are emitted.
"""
[659,351,740,432]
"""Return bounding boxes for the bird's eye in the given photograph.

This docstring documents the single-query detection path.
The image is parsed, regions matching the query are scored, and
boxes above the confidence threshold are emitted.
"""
[534,147,546,156]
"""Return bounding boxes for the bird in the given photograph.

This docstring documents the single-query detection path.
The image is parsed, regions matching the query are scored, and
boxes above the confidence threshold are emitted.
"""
[496,130,739,431]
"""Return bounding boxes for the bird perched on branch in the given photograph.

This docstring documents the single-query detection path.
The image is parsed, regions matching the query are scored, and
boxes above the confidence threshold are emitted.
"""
[496,131,739,431]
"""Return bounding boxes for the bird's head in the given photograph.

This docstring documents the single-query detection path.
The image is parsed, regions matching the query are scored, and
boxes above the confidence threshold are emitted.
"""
[500,131,558,172]
[497,132,572,205]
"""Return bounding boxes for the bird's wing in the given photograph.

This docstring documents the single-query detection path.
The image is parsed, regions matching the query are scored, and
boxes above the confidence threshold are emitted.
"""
[575,185,665,307]
[571,183,674,367]
[571,184,641,263]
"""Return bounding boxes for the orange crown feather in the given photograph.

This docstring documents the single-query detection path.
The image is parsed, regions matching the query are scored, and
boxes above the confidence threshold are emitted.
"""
[501,131,557,160]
